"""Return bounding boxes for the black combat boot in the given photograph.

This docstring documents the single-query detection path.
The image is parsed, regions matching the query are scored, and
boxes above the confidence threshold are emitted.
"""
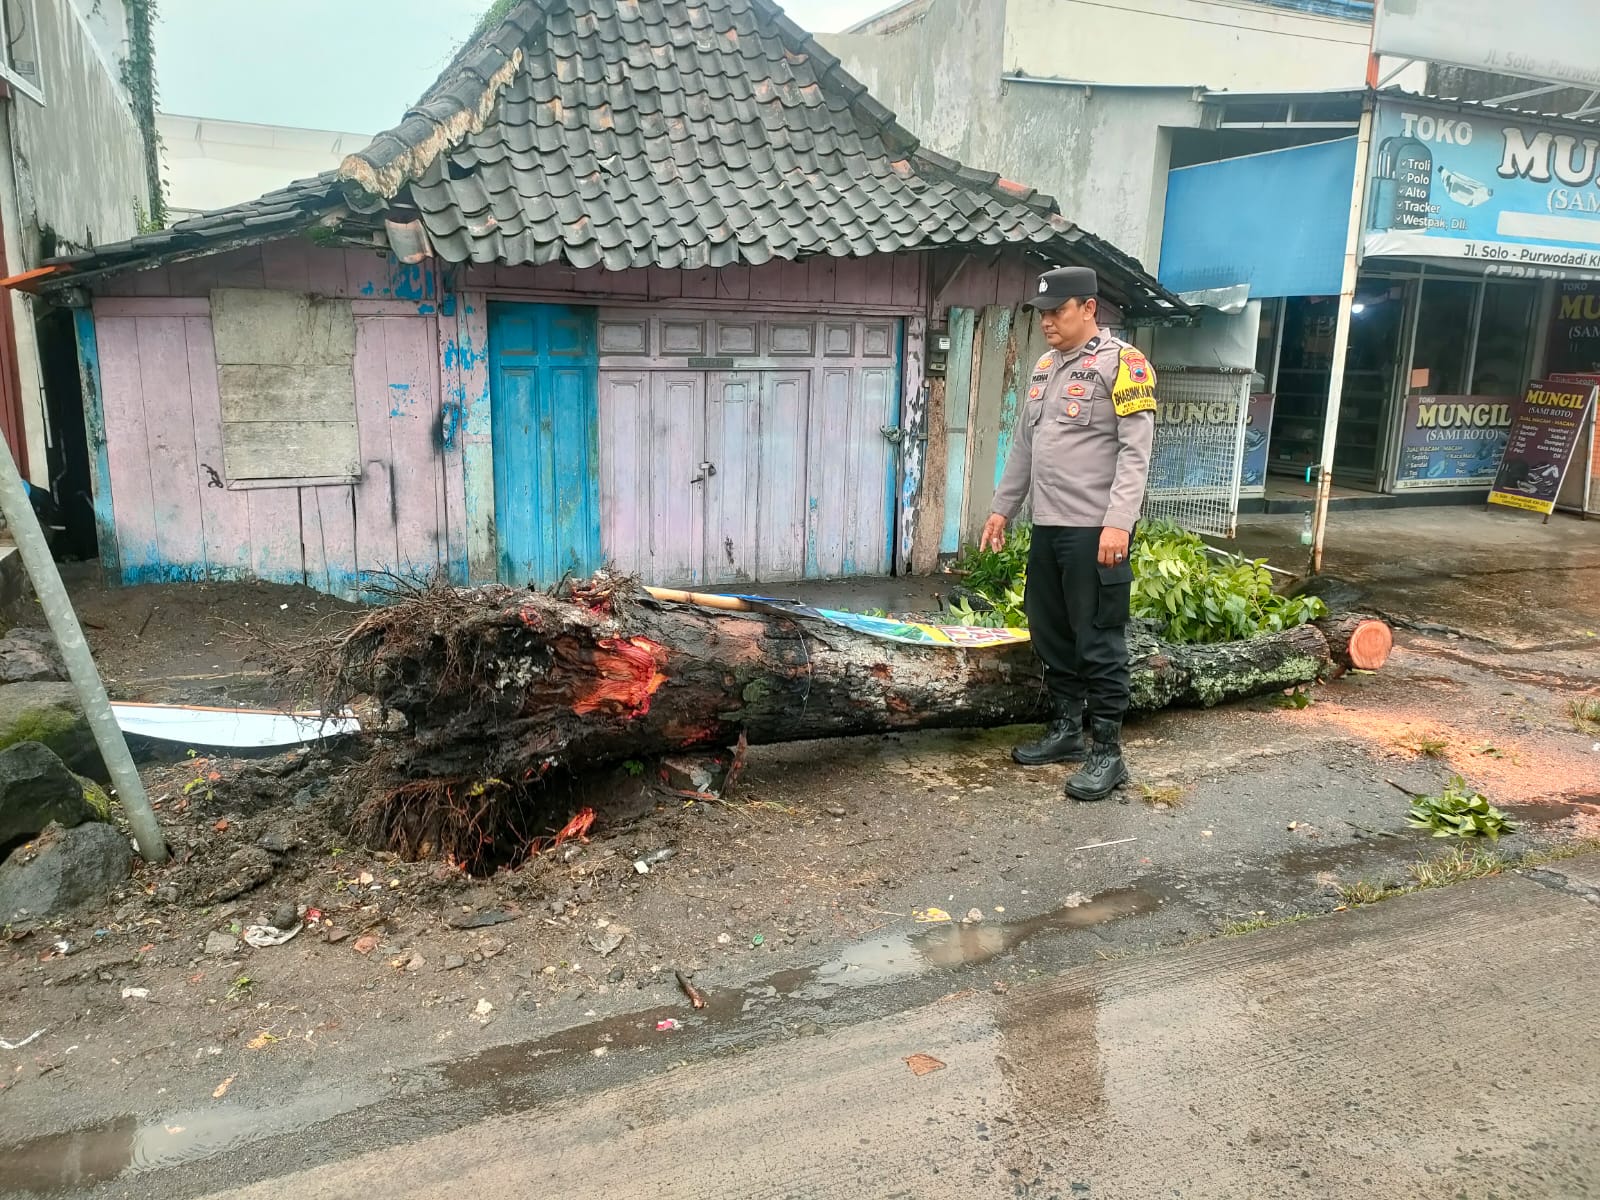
[1064,718,1129,801]
[1011,701,1087,765]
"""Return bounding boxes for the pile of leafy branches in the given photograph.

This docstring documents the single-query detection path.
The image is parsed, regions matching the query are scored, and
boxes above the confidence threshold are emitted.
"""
[949,520,1325,644]
[1406,777,1517,840]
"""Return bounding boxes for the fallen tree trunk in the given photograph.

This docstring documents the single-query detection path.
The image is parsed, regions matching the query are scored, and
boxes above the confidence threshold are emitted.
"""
[1315,613,1393,671]
[326,579,1340,781]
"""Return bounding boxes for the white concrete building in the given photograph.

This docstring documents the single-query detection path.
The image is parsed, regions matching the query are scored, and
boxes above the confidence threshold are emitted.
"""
[157,114,371,221]
[823,0,1423,268]
[0,0,151,502]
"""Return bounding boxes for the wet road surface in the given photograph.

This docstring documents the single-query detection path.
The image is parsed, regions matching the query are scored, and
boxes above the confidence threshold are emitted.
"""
[15,859,1598,1200]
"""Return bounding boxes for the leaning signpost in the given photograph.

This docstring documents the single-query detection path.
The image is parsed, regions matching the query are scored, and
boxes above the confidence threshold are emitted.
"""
[1486,379,1599,522]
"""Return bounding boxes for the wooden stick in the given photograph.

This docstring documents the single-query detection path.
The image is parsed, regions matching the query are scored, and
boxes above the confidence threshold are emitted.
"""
[645,587,756,612]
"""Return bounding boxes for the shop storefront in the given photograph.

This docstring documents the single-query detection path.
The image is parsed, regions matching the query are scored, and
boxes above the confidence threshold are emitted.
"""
[1159,92,1600,511]
[1253,266,1543,493]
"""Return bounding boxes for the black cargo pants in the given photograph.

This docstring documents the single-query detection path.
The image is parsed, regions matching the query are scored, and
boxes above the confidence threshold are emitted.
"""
[1024,526,1133,723]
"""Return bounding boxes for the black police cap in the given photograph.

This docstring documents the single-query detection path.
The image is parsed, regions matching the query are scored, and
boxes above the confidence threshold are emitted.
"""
[1024,266,1098,310]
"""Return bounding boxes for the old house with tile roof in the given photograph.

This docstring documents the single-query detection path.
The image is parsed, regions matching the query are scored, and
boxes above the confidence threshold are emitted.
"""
[22,0,1186,597]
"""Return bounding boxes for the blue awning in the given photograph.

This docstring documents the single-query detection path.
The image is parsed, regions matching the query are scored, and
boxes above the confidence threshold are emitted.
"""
[1158,138,1358,299]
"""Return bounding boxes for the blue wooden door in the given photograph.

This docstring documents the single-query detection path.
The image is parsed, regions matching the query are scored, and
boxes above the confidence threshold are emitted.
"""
[489,303,601,585]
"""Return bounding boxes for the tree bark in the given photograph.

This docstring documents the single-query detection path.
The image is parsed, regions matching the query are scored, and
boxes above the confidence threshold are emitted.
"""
[329,584,1339,778]
[1314,613,1393,671]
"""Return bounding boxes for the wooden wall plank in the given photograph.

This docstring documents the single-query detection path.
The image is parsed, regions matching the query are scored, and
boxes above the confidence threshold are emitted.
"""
[94,317,162,580]
[95,298,209,318]
[940,305,977,555]
[306,243,350,296]
[749,261,784,302]
[261,239,312,292]
[833,256,869,305]
[245,487,304,582]
[212,247,265,290]
[715,265,751,301]
[378,315,448,577]
[449,293,494,582]
[74,309,119,581]
[895,314,926,574]
[131,268,171,297]
[437,292,472,584]
[301,485,359,594]
[647,266,683,300]
[681,267,718,298]
[351,316,401,581]
[132,320,209,582]
[166,255,221,298]
[891,253,924,309]
[806,255,836,302]
[184,316,253,577]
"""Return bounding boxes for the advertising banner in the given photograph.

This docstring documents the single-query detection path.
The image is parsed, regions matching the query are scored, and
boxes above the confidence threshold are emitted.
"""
[726,595,1031,648]
[1487,380,1599,515]
[1147,390,1265,494]
[1550,373,1600,515]
[1366,100,1600,275]
[1392,395,1515,490]
[1374,0,1600,92]
[1240,393,1275,498]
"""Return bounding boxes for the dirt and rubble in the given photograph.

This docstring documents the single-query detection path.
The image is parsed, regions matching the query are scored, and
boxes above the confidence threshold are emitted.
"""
[0,511,1597,1193]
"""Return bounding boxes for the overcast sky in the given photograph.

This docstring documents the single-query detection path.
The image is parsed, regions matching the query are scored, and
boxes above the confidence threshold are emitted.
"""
[155,0,890,133]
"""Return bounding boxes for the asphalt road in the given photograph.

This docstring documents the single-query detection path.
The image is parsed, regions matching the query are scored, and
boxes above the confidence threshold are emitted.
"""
[192,857,1600,1200]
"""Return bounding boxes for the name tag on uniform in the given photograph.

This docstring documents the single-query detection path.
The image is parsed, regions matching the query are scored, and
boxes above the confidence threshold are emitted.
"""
[1068,369,1097,381]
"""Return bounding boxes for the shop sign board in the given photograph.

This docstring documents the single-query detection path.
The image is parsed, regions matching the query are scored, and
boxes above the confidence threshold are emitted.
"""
[1366,100,1600,273]
[1393,394,1515,490]
[1373,0,1600,92]
[1486,379,1599,515]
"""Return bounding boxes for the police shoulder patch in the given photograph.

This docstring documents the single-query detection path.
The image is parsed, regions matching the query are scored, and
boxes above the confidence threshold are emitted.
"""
[1035,353,1054,372]
[1111,346,1157,417]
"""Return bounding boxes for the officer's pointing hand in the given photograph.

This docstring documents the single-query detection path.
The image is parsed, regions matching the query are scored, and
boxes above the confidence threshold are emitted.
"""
[1098,526,1130,567]
[980,514,1007,553]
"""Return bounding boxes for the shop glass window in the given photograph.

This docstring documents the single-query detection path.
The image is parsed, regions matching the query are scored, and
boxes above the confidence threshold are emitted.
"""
[1255,298,1282,388]
[1409,279,1476,395]
[1471,284,1537,395]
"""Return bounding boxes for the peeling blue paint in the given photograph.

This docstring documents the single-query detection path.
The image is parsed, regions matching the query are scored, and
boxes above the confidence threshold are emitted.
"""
[360,282,375,296]
[439,402,463,451]
[417,303,435,315]
[72,309,119,584]
[388,256,434,302]
[439,293,458,317]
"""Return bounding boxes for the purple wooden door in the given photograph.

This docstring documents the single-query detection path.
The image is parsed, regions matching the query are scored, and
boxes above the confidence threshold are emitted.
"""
[596,314,900,586]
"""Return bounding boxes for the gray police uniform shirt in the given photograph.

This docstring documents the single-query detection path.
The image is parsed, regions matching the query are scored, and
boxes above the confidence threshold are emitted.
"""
[991,333,1157,532]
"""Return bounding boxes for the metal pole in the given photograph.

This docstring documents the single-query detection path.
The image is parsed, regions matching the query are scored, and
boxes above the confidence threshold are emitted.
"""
[1309,94,1377,575]
[0,442,166,862]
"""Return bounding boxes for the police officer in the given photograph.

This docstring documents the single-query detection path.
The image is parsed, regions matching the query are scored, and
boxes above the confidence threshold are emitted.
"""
[981,266,1156,800]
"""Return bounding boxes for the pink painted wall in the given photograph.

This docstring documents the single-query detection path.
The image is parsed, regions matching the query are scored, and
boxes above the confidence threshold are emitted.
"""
[92,294,463,594]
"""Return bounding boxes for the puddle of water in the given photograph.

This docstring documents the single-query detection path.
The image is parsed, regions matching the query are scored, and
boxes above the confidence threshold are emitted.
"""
[799,886,1163,996]
[0,1084,377,1196]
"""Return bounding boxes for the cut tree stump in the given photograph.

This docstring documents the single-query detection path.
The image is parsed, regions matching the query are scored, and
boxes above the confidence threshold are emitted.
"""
[1315,613,1393,671]
[325,580,1348,781]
